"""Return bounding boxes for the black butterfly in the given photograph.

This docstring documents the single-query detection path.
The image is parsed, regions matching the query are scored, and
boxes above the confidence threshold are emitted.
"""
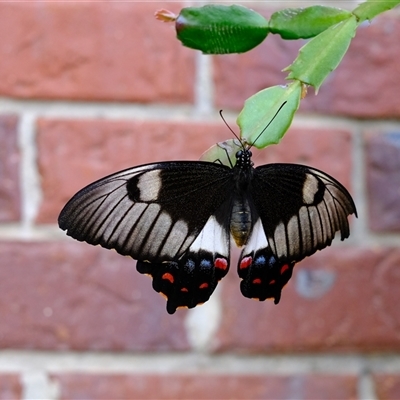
[58,145,357,314]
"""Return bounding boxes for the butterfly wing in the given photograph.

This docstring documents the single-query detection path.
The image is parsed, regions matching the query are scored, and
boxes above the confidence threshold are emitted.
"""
[59,161,234,313]
[237,218,295,304]
[250,163,357,263]
[137,205,231,314]
[58,161,234,262]
[237,163,356,304]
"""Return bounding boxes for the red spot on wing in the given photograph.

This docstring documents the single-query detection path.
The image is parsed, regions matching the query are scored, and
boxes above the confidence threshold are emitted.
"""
[239,256,252,270]
[215,257,228,270]
[199,282,209,289]
[180,287,189,292]
[269,280,276,285]
[252,278,262,284]
[280,264,289,274]
[162,272,174,283]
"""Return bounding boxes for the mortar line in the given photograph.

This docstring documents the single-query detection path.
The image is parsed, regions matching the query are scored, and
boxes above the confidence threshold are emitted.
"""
[184,283,223,352]
[350,123,369,244]
[17,113,42,237]
[2,97,400,128]
[21,371,59,400]
[193,52,215,116]
[1,351,400,375]
[357,370,378,400]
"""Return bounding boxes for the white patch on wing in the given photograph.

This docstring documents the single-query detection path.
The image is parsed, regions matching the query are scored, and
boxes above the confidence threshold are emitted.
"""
[189,215,229,257]
[102,197,142,243]
[274,221,288,258]
[160,219,191,258]
[110,202,148,246]
[308,205,323,247]
[287,214,300,256]
[302,173,319,205]
[136,170,162,202]
[141,211,173,256]
[242,218,268,254]
[123,203,162,252]
[298,205,312,254]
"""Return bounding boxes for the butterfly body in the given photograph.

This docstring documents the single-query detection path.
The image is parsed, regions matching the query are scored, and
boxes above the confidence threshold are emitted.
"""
[59,148,357,314]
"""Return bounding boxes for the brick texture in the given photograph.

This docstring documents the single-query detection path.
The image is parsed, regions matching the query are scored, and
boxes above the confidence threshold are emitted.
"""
[215,246,400,353]
[366,131,400,232]
[215,12,400,118]
[1,0,399,395]
[52,373,357,400]
[253,127,352,188]
[214,30,302,111]
[0,375,21,400]
[0,115,20,222]
[36,118,230,223]
[374,374,400,400]
[36,119,352,223]
[0,241,189,351]
[0,2,194,103]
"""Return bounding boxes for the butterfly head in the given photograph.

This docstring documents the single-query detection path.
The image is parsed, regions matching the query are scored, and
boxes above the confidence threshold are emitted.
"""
[235,148,254,169]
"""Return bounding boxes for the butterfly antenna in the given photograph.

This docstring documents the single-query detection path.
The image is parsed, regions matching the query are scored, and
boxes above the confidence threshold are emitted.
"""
[249,101,287,149]
[219,110,241,142]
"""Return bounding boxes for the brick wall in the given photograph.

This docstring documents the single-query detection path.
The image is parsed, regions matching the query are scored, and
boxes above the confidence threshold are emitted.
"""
[0,1,400,399]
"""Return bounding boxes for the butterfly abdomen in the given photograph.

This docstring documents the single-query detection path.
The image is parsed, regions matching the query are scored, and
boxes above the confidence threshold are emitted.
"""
[230,195,253,247]
[230,150,255,247]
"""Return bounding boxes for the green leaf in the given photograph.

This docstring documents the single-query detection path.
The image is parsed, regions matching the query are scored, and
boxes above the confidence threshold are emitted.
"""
[200,139,242,166]
[353,0,400,23]
[269,6,352,39]
[237,82,302,149]
[176,5,269,54]
[284,16,357,91]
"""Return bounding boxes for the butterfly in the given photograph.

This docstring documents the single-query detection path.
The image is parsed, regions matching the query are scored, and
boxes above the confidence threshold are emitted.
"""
[58,139,357,314]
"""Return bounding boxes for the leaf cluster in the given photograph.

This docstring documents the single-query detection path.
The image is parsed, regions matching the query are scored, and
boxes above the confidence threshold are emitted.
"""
[157,1,399,158]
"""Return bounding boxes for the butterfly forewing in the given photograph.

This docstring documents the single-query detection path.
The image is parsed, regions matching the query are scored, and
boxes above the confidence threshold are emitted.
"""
[250,164,357,263]
[59,161,234,263]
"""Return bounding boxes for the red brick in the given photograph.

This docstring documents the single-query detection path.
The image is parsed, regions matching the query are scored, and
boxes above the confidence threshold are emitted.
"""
[374,374,400,400]
[52,373,357,400]
[215,12,400,118]
[0,241,189,351]
[254,126,352,189]
[214,29,302,111]
[0,375,22,400]
[216,246,400,353]
[366,131,400,232]
[0,2,194,103]
[302,13,400,118]
[0,115,20,222]
[37,118,352,223]
[36,118,230,223]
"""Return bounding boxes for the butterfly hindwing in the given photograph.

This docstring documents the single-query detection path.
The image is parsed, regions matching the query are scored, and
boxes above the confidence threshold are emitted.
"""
[238,218,295,304]
[250,164,357,263]
[58,161,234,263]
[137,213,231,314]
[239,251,295,304]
